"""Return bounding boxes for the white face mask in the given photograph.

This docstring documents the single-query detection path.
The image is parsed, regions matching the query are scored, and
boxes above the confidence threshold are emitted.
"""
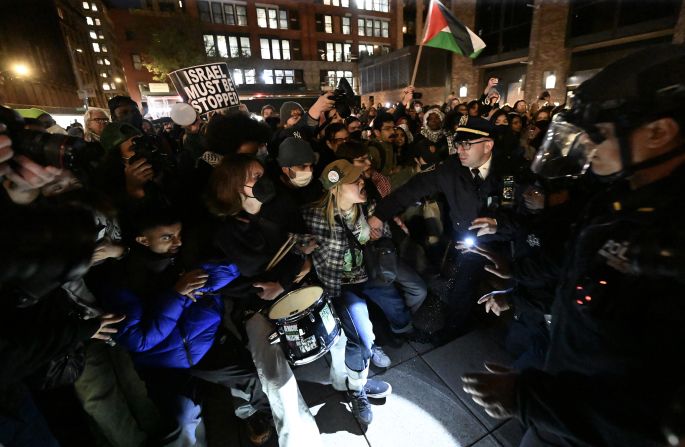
[289,169,313,187]
[240,193,262,214]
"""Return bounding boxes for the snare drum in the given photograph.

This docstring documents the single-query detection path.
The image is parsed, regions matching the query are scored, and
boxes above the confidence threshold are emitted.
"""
[267,286,341,366]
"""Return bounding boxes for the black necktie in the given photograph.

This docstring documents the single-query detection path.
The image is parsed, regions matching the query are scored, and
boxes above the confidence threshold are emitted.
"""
[471,168,483,188]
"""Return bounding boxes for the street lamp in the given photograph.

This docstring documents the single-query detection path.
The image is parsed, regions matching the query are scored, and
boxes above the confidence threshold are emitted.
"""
[11,63,30,77]
[114,77,122,83]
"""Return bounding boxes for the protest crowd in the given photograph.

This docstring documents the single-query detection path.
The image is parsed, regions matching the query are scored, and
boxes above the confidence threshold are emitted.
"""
[1,43,684,447]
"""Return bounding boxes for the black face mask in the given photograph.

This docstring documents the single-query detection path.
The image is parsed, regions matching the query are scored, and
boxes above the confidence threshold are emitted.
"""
[246,176,276,204]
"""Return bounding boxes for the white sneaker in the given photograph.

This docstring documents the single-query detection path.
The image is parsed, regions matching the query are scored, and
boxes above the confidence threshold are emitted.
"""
[370,345,392,368]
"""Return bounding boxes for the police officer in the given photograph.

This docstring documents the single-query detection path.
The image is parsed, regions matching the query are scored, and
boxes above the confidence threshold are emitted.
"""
[461,44,685,446]
[368,116,510,336]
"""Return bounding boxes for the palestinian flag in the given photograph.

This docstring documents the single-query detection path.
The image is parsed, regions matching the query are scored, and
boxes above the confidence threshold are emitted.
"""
[422,0,486,59]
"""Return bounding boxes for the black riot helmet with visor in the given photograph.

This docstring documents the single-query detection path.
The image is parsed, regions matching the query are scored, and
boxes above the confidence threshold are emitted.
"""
[531,43,685,180]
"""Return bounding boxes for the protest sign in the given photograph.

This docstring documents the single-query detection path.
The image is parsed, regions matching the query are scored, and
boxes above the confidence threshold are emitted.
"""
[169,63,240,114]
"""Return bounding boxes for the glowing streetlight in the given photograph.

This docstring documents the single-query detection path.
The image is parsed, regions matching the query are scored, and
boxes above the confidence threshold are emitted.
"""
[114,77,122,83]
[12,63,30,77]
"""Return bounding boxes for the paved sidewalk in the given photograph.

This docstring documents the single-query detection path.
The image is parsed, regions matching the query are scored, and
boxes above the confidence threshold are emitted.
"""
[204,316,526,447]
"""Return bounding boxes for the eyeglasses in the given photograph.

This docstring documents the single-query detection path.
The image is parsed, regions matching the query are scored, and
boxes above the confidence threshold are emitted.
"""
[455,139,489,151]
[90,118,109,124]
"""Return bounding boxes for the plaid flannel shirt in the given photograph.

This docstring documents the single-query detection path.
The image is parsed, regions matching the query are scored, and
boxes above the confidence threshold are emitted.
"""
[302,204,390,299]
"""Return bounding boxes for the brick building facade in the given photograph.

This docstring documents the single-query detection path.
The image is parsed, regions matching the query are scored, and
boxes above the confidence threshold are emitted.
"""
[111,0,403,116]
[363,0,685,108]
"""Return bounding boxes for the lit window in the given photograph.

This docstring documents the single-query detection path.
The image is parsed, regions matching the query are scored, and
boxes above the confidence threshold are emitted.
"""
[256,8,267,27]
[203,34,216,56]
[104,58,110,65]
[233,68,243,85]
[96,59,103,65]
[101,45,107,52]
[324,15,332,33]
[244,68,255,84]
[240,37,251,57]
[91,3,97,11]
[83,1,89,9]
[101,72,108,78]
[86,16,93,25]
[217,35,228,57]
[90,31,97,39]
[272,39,280,60]
[110,82,116,90]
[262,69,273,84]
[381,20,389,37]
[260,38,270,59]
[102,82,110,90]
[92,42,100,52]
[268,8,277,28]
[98,33,104,39]
[279,10,288,29]
[95,18,100,25]
[342,17,351,34]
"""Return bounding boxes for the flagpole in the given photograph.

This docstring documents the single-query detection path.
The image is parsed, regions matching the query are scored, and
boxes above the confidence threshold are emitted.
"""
[410,0,433,87]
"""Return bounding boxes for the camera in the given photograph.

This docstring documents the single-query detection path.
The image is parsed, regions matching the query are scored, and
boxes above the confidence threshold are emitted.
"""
[128,135,168,175]
[0,105,104,184]
[329,78,356,119]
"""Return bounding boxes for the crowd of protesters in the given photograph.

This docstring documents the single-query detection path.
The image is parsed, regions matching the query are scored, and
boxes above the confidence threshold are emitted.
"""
[1,43,684,447]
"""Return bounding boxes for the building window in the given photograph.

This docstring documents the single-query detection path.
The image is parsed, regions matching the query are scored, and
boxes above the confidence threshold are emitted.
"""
[204,34,216,56]
[198,1,211,21]
[132,54,143,70]
[92,42,100,52]
[211,2,223,23]
[86,16,93,25]
[260,38,291,60]
[256,6,288,29]
[358,18,389,37]
[98,32,104,39]
[359,43,389,57]
[96,58,103,65]
[355,0,388,13]
[100,72,108,78]
[95,18,100,25]
[342,16,351,34]
[89,31,97,40]
[324,0,350,6]
[262,69,300,85]
[82,1,89,9]
[91,3,97,11]
[319,42,352,62]
[223,3,247,26]
[102,82,110,91]
[101,45,108,52]
[324,15,333,33]
[205,34,251,57]
[232,68,256,85]
[104,58,111,65]
[321,69,355,90]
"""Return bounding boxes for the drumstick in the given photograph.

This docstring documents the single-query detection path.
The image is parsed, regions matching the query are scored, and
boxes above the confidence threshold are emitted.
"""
[266,234,296,272]
[266,234,293,271]
[267,237,297,272]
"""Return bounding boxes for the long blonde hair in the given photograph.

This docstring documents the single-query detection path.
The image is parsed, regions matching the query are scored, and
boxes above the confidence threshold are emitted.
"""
[317,184,360,229]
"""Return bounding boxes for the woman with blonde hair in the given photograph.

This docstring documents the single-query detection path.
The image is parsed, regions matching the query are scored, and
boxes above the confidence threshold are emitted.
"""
[302,159,410,426]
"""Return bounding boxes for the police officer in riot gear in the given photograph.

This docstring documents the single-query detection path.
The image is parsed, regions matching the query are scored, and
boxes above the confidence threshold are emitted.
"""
[461,43,685,446]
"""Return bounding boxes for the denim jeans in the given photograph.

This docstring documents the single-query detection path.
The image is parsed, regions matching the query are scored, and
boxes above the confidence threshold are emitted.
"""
[394,258,428,314]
